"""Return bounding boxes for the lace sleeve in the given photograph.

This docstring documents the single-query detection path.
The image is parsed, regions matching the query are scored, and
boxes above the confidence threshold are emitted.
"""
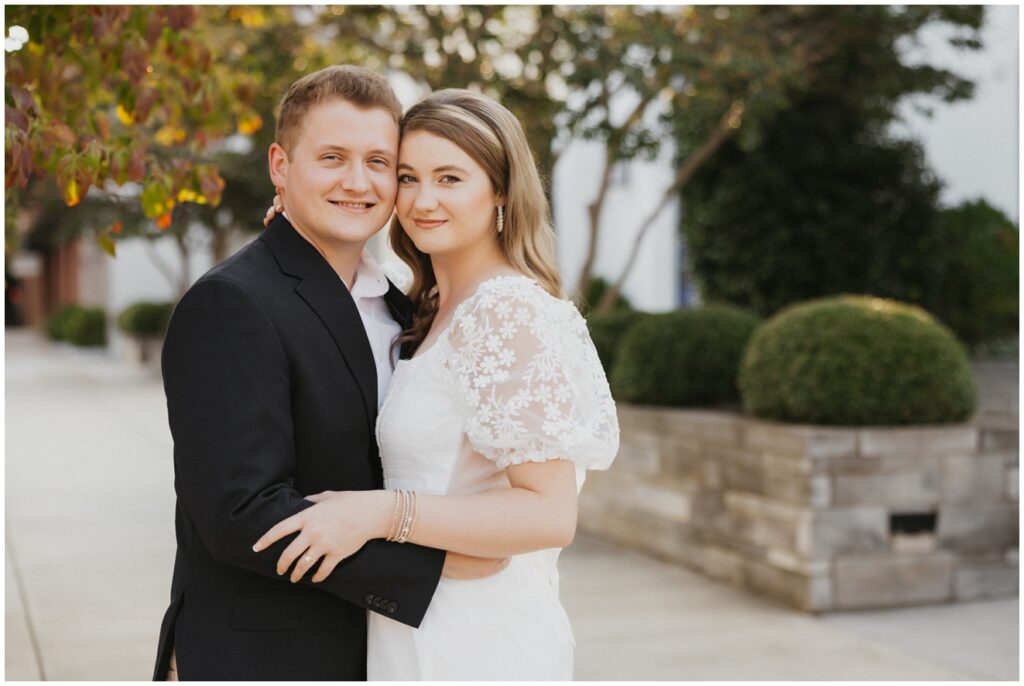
[443,277,619,472]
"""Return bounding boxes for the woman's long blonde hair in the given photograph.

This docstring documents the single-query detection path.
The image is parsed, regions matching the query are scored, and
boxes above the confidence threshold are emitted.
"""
[390,89,562,354]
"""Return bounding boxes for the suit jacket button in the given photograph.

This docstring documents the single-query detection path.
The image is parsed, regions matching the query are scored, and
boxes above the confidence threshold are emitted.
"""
[364,594,375,605]
[373,598,384,608]
[386,601,398,614]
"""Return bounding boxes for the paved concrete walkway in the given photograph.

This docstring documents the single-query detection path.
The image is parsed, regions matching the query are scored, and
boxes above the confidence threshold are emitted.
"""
[5,329,1018,680]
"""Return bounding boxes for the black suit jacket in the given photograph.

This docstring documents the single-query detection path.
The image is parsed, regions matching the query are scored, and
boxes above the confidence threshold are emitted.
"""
[153,216,445,680]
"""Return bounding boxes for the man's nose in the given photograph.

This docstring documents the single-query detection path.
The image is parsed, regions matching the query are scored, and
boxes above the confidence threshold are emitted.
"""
[340,162,371,194]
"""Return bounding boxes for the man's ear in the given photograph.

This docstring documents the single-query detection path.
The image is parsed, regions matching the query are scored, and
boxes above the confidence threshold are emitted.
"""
[268,142,289,189]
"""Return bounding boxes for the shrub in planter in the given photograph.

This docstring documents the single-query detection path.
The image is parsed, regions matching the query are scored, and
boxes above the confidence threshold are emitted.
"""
[118,301,174,337]
[588,309,650,376]
[46,305,80,341]
[64,307,107,347]
[611,305,761,406]
[739,295,976,425]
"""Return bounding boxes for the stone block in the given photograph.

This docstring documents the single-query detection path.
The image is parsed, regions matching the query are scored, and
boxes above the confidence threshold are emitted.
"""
[834,552,954,609]
[891,532,936,554]
[630,483,692,523]
[834,470,941,508]
[918,427,979,456]
[942,453,1008,502]
[810,507,888,556]
[808,576,834,612]
[610,434,661,476]
[719,448,764,494]
[659,440,704,483]
[762,451,814,476]
[937,503,1018,553]
[692,412,744,448]
[701,460,722,489]
[1008,465,1018,502]
[766,547,829,576]
[745,558,811,610]
[858,428,922,459]
[953,560,1019,601]
[806,430,858,459]
[762,472,810,505]
[810,475,832,509]
[980,428,1018,452]
[701,545,745,585]
[745,423,808,455]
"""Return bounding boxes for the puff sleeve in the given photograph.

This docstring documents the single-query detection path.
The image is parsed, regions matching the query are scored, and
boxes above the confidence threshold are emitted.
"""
[442,277,619,474]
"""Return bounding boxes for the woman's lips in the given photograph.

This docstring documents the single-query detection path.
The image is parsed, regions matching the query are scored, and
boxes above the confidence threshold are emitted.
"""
[413,218,447,229]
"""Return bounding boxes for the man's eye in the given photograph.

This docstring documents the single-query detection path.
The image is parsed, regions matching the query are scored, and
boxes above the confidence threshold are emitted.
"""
[323,154,342,162]
[370,158,389,167]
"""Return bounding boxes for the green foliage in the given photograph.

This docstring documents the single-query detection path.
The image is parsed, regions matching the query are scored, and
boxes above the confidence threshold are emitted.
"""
[739,296,977,425]
[927,200,1018,348]
[678,6,984,319]
[682,96,945,315]
[580,277,632,318]
[65,307,107,346]
[611,306,761,407]
[46,304,107,346]
[587,309,649,376]
[46,304,80,341]
[117,301,174,337]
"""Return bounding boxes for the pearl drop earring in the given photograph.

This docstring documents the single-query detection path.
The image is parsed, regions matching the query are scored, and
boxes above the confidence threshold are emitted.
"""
[497,206,504,234]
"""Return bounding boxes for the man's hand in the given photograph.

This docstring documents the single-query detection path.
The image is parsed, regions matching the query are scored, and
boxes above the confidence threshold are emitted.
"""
[442,552,510,580]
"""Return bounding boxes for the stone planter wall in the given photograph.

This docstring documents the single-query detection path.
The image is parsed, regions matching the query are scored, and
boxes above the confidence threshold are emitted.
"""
[578,405,1018,612]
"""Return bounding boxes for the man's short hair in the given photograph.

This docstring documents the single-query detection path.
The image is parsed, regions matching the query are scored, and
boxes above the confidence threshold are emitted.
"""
[275,65,403,154]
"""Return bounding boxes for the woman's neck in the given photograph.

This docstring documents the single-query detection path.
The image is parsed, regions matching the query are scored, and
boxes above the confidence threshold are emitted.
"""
[432,240,514,312]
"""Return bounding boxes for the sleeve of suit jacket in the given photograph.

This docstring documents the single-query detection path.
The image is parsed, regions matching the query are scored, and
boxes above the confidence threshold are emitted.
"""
[162,276,444,628]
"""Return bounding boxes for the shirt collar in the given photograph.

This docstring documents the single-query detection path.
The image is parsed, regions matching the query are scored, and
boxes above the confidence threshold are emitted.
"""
[349,248,390,300]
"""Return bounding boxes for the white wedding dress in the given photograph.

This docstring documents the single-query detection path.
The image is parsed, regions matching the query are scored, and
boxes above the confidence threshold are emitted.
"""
[369,275,619,680]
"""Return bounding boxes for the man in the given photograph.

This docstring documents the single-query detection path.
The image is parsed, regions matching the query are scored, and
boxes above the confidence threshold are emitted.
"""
[154,65,503,681]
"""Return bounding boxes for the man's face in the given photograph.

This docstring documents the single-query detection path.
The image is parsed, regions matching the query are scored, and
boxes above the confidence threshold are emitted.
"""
[269,98,399,252]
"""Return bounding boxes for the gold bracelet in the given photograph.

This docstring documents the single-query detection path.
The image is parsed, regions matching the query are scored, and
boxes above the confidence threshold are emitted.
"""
[397,490,417,544]
[405,491,419,543]
[386,489,403,542]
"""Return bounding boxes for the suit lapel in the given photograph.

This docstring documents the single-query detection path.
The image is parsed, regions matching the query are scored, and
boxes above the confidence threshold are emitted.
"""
[261,216,377,427]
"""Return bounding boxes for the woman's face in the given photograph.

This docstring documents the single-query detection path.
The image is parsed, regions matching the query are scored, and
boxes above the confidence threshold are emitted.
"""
[396,130,502,258]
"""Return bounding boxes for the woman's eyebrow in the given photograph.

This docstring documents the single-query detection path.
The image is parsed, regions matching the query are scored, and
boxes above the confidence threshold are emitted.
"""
[396,162,469,175]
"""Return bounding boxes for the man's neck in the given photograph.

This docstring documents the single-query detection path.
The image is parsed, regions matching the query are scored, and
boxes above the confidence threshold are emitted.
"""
[285,214,363,288]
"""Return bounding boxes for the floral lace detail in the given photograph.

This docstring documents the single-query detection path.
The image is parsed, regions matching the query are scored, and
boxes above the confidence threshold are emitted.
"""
[442,275,619,470]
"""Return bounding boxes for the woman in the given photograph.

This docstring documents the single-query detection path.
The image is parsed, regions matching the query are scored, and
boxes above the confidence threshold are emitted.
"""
[256,89,618,679]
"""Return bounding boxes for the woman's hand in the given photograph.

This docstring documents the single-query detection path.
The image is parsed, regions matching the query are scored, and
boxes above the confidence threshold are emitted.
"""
[253,490,391,583]
[262,193,285,227]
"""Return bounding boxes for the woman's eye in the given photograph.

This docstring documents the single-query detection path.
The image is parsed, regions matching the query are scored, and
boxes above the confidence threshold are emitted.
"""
[439,175,461,184]
[398,174,417,183]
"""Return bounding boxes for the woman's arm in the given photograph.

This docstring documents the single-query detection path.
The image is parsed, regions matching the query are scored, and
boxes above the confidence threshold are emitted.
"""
[254,458,577,583]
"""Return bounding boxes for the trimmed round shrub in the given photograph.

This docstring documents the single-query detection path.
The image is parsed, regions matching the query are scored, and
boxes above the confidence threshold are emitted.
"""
[118,301,174,337]
[64,307,107,347]
[739,295,976,425]
[46,305,80,341]
[611,305,761,406]
[588,309,650,376]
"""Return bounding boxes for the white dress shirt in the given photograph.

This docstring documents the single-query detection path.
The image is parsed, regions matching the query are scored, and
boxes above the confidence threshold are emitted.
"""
[342,250,403,411]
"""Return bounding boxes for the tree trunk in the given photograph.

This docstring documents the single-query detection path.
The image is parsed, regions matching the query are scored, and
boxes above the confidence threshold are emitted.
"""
[595,101,745,314]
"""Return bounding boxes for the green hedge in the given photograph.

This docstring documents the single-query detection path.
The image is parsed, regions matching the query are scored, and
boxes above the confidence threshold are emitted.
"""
[47,305,107,347]
[46,305,80,341]
[118,301,174,337]
[611,305,761,406]
[739,295,976,425]
[588,309,650,376]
